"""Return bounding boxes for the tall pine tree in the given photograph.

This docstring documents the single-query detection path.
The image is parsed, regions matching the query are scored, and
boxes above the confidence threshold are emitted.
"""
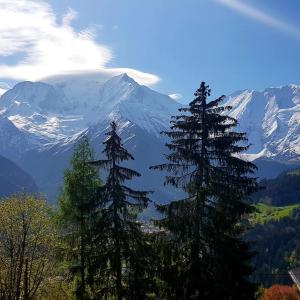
[89,121,150,300]
[59,136,101,300]
[151,82,258,299]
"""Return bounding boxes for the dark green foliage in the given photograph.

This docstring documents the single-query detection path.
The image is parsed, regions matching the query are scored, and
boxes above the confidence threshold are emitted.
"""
[58,136,101,299]
[151,82,259,299]
[246,205,300,287]
[252,168,300,206]
[89,121,151,300]
[125,231,157,299]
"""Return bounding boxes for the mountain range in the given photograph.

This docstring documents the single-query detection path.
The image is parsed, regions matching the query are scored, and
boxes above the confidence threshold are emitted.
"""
[0,73,299,202]
[226,85,300,161]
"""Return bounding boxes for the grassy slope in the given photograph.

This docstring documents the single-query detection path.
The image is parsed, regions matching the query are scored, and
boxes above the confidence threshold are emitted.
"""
[250,203,300,224]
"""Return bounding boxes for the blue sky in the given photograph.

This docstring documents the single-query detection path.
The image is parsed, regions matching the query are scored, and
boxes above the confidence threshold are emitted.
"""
[1,0,300,102]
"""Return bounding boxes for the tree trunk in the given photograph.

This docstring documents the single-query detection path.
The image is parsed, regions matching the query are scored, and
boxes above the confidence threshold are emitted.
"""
[115,238,122,300]
[80,218,85,300]
[112,147,122,300]
[24,259,29,300]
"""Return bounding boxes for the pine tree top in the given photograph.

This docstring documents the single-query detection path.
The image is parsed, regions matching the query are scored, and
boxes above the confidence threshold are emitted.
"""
[151,81,258,196]
[90,121,151,213]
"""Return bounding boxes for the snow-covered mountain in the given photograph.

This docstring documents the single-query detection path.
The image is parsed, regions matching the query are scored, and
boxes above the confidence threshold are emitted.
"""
[0,73,181,201]
[0,74,299,201]
[0,82,10,96]
[225,84,300,161]
[0,116,32,161]
[0,74,180,148]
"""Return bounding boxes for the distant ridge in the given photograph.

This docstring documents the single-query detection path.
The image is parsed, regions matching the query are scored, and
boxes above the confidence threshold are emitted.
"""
[0,154,38,197]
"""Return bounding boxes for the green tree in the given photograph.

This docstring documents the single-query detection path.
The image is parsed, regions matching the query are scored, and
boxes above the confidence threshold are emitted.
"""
[151,82,258,299]
[89,121,150,300]
[59,136,101,299]
[0,193,57,300]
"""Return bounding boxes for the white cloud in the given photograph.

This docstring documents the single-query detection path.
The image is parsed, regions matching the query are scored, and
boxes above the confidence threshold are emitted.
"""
[42,68,161,87]
[168,93,182,101]
[217,0,300,40]
[0,0,160,86]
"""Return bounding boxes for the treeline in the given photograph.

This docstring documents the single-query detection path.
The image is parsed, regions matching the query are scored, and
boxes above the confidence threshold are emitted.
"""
[0,82,260,299]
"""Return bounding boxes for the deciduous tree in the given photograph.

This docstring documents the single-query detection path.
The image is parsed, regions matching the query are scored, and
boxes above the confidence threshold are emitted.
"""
[0,193,57,299]
[261,284,299,300]
[59,136,101,299]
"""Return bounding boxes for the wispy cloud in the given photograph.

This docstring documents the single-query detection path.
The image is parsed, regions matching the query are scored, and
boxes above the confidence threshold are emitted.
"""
[168,93,182,101]
[217,0,300,40]
[0,0,160,86]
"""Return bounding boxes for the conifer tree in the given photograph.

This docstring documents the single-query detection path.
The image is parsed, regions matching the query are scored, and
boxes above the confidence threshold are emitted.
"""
[151,82,258,299]
[89,121,150,300]
[59,136,101,300]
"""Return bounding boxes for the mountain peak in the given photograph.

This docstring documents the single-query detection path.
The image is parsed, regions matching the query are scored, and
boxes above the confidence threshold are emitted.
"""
[110,73,138,86]
[120,72,130,80]
[14,81,49,89]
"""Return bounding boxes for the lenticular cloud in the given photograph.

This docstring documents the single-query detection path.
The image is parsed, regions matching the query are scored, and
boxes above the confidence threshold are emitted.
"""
[0,0,160,86]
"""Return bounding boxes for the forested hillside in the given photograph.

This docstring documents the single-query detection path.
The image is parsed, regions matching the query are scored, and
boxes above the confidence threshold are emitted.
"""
[247,203,300,287]
[252,168,300,206]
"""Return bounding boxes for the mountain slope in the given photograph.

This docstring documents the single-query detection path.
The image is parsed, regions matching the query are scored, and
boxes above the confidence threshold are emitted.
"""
[19,118,183,203]
[246,204,300,286]
[0,116,33,161]
[0,155,38,197]
[48,72,181,137]
[0,81,83,146]
[253,158,299,179]
[0,82,10,96]
[225,84,300,161]
[252,168,300,206]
